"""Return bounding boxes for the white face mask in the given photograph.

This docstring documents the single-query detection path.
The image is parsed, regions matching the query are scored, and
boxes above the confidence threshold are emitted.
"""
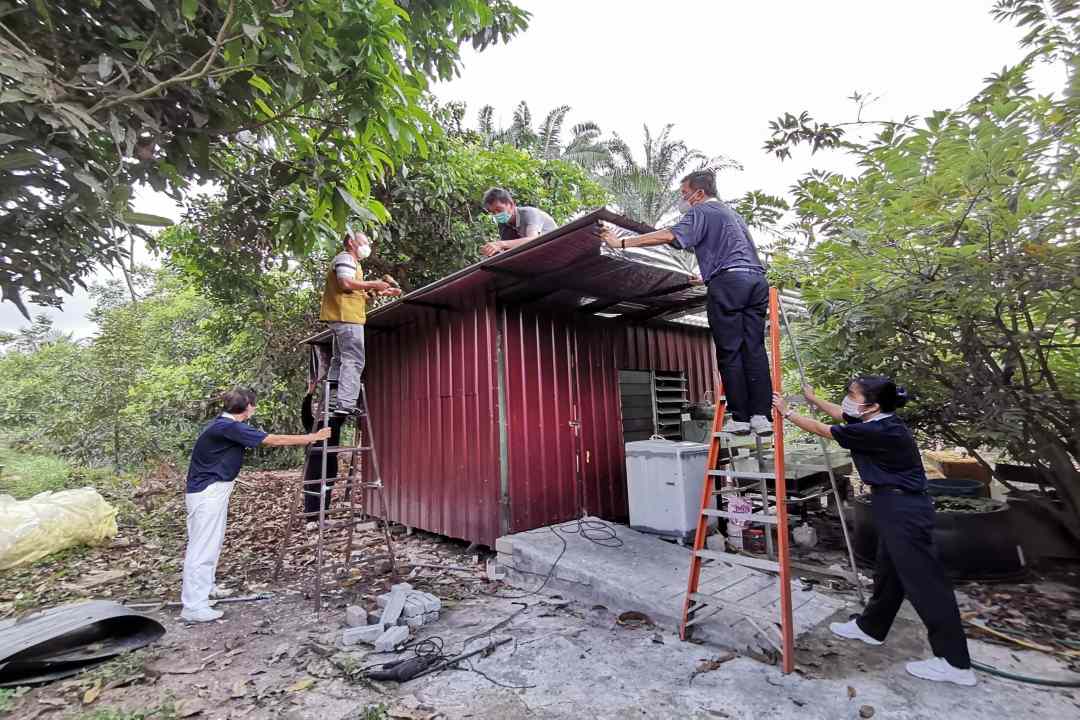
[841,396,865,418]
[355,242,371,260]
[677,189,701,214]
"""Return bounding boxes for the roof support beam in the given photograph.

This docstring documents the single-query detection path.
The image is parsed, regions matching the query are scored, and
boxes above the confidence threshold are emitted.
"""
[621,295,708,324]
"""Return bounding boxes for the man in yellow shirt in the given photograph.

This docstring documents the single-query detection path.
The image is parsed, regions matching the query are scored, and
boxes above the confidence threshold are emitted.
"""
[319,230,400,417]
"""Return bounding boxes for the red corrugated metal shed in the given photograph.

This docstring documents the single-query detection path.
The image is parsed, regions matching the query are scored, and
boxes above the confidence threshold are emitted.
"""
[304,209,717,546]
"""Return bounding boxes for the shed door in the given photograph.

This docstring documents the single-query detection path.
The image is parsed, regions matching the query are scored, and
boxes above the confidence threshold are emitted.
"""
[502,307,583,533]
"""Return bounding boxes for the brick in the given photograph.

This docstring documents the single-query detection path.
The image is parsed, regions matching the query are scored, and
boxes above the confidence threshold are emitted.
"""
[414,591,441,613]
[344,606,369,628]
[374,625,409,652]
[341,624,384,646]
[494,537,514,555]
[401,595,425,618]
[379,590,407,626]
[375,593,391,609]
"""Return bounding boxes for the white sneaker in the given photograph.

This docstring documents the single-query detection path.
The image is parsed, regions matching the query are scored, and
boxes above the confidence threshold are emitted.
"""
[181,607,224,623]
[209,585,234,599]
[749,415,773,435]
[905,657,977,686]
[721,418,751,435]
[829,619,883,646]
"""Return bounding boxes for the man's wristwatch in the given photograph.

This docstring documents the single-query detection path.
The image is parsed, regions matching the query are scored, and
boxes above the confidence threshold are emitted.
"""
[621,238,626,249]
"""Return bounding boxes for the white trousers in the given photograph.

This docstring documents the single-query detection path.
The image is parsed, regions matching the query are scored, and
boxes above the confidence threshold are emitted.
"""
[181,481,234,613]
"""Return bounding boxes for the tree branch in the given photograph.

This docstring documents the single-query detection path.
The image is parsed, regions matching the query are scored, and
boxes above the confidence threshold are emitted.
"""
[88,0,238,115]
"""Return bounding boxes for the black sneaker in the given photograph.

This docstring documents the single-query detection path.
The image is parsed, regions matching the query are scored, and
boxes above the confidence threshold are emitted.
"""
[332,407,364,419]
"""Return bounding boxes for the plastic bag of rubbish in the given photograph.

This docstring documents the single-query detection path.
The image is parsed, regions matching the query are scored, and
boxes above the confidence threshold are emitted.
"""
[0,487,118,569]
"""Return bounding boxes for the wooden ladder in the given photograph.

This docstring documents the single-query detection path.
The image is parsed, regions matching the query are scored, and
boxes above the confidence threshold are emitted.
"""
[274,342,397,614]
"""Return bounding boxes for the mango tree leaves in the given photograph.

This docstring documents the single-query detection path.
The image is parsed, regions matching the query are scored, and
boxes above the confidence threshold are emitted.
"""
[0,0,529,315]
[772,34,1080,534]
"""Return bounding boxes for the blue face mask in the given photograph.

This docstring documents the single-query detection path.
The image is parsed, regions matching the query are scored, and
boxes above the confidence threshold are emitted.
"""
[492,210,511,225]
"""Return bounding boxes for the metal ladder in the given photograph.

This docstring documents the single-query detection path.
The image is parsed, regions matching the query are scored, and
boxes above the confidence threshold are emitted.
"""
[678,287,862,673]
[274,348,397,613]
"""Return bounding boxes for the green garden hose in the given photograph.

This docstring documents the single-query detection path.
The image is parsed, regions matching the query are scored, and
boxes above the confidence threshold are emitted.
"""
[972,660,1080,687]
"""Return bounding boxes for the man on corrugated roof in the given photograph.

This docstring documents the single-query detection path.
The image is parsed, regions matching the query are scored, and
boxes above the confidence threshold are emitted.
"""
[600,170,771,436]
[480,187,557,257]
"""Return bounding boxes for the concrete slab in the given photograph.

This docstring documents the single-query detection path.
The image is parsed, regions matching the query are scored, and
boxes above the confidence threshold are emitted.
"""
[497,518,845,652]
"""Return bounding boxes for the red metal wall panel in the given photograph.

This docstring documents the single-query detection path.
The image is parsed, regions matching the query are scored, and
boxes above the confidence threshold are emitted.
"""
[364,287,502,546]
[366,294,715,546]
[503,307,717,534]
[501,306,581,533]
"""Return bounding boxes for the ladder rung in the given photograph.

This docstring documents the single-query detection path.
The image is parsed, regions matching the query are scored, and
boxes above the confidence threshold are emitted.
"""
[312,445,373,454]
[696,548,781,573]
[297,475,378,485]
[313,519,380,532]
[708,469,775,480]
[302,484,380,496]
[299,508,368,518]
[687,592,781,626]
[701,508,779,525]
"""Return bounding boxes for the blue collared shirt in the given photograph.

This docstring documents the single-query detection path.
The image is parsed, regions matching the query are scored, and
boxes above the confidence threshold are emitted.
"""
[670,200,764,282]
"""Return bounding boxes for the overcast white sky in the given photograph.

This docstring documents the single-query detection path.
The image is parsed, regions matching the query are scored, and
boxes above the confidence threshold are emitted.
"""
[3,1,1044,338]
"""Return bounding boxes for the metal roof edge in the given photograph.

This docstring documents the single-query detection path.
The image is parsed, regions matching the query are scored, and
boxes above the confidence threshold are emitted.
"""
[299,208,657,346]
[365,207,653,322]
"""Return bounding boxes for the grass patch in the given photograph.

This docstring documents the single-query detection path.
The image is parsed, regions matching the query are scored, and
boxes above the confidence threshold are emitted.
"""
[0,688,15,714]
[67,707,175,720]
[0,446,74,498]
[358,705,390,720]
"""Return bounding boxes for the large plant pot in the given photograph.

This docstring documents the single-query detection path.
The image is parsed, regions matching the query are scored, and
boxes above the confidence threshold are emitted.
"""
[852,495,1026,581]
[1005,495,1080,563]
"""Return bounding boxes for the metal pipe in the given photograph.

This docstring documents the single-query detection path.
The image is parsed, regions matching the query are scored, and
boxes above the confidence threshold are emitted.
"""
[776,294,866,606]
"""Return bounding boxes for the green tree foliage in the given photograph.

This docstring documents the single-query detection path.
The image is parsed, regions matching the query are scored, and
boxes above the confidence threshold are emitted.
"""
[0,0,528,315]
[0,115,608,469]
[370,128,611,289]
[0,266,318,469]
[476,101,609,168]
[600,123,740,227]
[170,111,611,297]
[768,1,1080,537]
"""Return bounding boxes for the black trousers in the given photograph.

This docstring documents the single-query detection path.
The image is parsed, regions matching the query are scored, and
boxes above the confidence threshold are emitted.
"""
[856,491,971,669]
[301,398,343,516]
[303,449,337,516]
[705,271,772,421]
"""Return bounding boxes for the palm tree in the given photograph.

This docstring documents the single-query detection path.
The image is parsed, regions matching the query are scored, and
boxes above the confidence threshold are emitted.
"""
[475,102,610,170]
[600,124,740,228]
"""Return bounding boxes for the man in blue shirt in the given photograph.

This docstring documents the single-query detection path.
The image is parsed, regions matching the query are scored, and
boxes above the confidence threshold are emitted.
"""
[601,170,771,434]
[181,387,330,623]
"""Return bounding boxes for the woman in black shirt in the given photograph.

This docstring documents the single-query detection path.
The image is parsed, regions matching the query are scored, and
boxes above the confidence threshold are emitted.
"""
[773,375,975,687]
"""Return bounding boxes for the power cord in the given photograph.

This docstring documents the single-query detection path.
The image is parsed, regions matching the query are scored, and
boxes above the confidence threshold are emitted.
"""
[486,516,624,600]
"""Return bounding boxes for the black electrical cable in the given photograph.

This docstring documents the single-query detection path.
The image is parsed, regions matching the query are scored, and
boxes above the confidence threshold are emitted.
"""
[485,517,623,600]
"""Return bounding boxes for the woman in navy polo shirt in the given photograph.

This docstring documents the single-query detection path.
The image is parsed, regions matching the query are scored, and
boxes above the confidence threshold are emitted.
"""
[773,375,975,687]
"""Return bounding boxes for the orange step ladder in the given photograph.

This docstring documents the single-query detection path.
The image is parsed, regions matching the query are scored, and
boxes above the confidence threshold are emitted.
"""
[678,287,796,671]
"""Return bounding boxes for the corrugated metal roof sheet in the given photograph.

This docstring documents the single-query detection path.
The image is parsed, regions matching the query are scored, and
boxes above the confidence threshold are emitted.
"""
[301,208,710,347]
